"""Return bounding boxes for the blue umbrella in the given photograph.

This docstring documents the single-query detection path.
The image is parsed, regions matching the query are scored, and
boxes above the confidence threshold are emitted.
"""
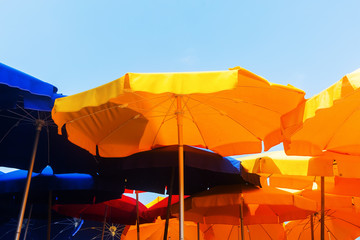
[0,63,100,239]
[0,166,124,239]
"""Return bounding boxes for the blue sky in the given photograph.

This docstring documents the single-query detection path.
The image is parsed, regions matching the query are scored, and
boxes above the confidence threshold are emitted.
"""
[1,0,360,220]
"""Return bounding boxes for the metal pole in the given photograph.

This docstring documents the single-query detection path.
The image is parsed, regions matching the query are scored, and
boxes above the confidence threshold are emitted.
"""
[240,195,244,240]
[321,176,325,240]
[176,96,185,240]
[101,205,108,240]
[163,167,175,240]
[15,120,44,240]
[136,191,140,240]
[22,204,33,240]
[47,191,52,240]
[197,222,200,240]
[310,213,314,240]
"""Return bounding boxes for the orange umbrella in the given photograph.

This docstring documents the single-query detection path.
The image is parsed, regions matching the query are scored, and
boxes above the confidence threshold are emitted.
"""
[201,223,286,240]
[281,68,360,240]
[52,67,305,239]
[282,68,360,156]
[121,218,287,240]
[285,210,360,240]
[172,185,316,230]
[121,218,204,240]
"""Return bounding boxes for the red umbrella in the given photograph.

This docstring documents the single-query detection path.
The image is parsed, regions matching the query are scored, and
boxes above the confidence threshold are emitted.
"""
[53,195,153,225]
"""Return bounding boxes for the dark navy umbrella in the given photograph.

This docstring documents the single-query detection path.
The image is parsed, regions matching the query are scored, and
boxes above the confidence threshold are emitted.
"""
[98,145,260,195]
[98,145,260,239]
[0,63,100,239]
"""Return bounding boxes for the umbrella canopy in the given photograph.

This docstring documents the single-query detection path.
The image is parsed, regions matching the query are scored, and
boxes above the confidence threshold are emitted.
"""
[52,67,305,239]
[98,145,260,194]
[52,67,305,158]
[173,184,317,225]
[201,223,287,240]
[0,62,99,174]
[0,62,60,111]
[282,68,360,156]
[285,210,360,240]
[122,218,287,240]
[0,166,124,205]
[121,218,204,240]
[53,195,153,225]
[235,150,335,190]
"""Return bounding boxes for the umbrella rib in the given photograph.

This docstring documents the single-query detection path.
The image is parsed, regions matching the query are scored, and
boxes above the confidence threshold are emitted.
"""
[1,110,35,122]
[16,104,38,121]
[187,95,263,141]
[0,119,22,144]
[246,225,252,240]
[96,97,175,146]
[150,97,176,148]
[258,224,273,239]
[183,97,208,148]
[325,224,338,240]
[227,225,234,240]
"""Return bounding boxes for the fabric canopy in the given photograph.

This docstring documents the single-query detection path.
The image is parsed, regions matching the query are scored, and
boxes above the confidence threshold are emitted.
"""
[0,62,61,111]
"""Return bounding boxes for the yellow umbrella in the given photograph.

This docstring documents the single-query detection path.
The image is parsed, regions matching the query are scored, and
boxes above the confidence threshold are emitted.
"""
[285,210,360,240]
[236,150,335,190]
[281,68,360,240]
[52,67,305,239]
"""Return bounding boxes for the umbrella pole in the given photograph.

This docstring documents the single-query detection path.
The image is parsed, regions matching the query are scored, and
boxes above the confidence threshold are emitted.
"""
[176,96,185,240]
[15,120,44,240]
[310,213,314,240]
[321,176,325,240]
[23,204,33,240]
[197,222,200,240]
[101,205,109,240]
[163,167,175,240]
[47,191,52,240]
[136,190,140,240]
[240,195,244,240]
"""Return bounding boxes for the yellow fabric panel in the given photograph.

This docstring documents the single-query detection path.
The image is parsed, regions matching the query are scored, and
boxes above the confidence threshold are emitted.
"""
[237,151,334,176]
[145,196,166,208]
[127,70,239,94]
[53,75,126,113]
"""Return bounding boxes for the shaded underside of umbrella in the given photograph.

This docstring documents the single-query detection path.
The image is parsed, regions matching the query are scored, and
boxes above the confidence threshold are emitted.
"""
[175,184,316,225]
[122,218,204,240]
[0,107,99,174]
[98,145,260,194]
[201,223,287,240]
[285,209,360,240]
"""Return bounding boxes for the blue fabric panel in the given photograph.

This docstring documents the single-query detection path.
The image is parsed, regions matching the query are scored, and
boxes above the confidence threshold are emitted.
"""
[0,63,61,111]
